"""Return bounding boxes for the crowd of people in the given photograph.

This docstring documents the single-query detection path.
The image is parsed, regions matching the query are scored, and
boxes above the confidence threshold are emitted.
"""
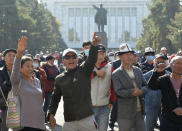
[0,33,182,131]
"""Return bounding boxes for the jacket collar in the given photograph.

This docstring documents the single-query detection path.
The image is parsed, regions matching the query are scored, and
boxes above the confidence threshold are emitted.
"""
[95,60,108,69]
[120,65,140,88]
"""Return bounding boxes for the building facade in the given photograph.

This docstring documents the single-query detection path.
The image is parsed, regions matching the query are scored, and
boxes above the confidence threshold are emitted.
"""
[44,0,150,49]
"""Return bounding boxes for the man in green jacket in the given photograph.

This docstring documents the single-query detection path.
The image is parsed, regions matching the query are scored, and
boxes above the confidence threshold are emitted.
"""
[48,33,100,131]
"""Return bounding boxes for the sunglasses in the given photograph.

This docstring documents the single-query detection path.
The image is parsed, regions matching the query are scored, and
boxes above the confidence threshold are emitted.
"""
[146,53,155,56]
[64,54,77,60]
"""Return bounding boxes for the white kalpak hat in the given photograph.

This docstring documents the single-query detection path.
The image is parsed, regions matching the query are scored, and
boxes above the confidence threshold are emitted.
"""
[117,43,134,55]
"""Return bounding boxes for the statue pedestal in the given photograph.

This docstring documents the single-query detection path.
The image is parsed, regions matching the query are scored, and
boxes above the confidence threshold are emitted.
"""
[96,32,108,48]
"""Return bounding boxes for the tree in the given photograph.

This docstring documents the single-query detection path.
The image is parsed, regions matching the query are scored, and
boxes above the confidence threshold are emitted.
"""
[168,7,182,51]
[136,0,180,53]
[136,18,153,52]
[0,0,20,50]
[17,0,67,53]
[0,0,67,53]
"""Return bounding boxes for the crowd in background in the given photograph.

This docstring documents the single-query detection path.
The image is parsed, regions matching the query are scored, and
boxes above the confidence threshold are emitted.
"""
[0,35,182,131]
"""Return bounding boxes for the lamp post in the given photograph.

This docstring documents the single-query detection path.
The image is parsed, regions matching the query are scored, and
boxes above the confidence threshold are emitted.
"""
[21,29,28,36]
[2,13,5,25]
[1,12,6,49]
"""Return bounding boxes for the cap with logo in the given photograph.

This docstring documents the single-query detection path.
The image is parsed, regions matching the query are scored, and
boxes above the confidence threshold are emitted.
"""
[155,54,168,60]
[97,44,106,52]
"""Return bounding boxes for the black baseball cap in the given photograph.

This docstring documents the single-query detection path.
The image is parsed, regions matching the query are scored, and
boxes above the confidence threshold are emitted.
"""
[3,49,17,57]
[98,44,106,52]
[155,54,168,60]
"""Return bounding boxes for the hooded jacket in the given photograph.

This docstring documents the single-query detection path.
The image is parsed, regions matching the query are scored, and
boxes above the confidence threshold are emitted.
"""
[91,61,116,106]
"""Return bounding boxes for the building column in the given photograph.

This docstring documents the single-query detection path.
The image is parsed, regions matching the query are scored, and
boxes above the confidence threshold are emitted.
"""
[74,8,76,42]
[108,8,111,42]
[88,8,90,40]
[65,7,69,43]
[122,8,125,42]
[115,8,118,43]
[81,8,83,43]
[129,8,131,41]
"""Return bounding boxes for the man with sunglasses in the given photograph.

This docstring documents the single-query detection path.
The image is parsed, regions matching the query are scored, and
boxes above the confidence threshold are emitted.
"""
[48,33,100,131]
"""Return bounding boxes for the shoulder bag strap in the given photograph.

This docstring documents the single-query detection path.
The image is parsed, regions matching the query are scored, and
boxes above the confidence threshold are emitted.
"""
[0,86,8,106]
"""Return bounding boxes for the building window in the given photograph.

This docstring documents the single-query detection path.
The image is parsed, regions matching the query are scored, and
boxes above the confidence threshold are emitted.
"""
[118,8,123,42]
[75,8,81,41]
[89,9,95,40]
[104,8,109,35]
[83,8,88,41]
[124,8,130,42]
[110,8,116,42]
[131,8,137,41]
[68,8,74,42]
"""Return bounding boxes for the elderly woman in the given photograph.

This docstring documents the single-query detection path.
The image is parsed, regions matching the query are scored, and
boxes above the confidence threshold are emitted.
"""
[10,37,45,131]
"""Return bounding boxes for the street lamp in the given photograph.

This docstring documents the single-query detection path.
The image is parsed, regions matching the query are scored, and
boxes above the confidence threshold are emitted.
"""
[2,13,5,25]
[21,29,28,36]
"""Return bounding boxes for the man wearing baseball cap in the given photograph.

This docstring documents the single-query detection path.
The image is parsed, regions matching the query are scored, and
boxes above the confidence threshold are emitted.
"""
[112,43,147,131]
[91,44,116,131]
[141,47,155,73]
[0,48,17,131]
[48,33,100,131]
[144,53,170,131]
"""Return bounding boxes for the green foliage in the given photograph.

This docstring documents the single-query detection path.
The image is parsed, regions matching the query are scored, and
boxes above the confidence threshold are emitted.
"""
[0,0,67,54]
[0,0,20,49]
[136,0,180,54]
[168,7,182,51]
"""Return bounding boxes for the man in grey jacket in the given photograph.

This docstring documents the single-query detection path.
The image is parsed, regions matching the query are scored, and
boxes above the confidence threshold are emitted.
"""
[112,43,148,131]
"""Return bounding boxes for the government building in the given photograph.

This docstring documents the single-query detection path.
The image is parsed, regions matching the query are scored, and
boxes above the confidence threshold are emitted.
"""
[43,0,150,49]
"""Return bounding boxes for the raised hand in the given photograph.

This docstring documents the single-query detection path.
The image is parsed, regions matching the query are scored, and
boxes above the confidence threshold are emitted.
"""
[16,36,28,59]
[17,36,28,53]
[92,32,101,46]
